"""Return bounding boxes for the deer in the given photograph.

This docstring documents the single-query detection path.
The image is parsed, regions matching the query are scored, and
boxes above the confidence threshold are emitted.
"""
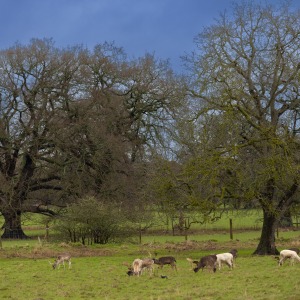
[52,254,72,270]
[194,255,218,273]
[153,256,177,271]
[278,249,300,266]
[215,252,234,270]
[130,258,155,276]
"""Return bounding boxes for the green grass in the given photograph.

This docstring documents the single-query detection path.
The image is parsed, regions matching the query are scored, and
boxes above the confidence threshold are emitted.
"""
[0,252,300,299]
[199,209,263,230]
[0,210,300,299]
[0,227,299,299]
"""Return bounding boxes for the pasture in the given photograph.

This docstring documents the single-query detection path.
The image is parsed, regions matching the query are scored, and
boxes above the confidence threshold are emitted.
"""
[0,231,300,299]
[1,254,298,300]
[0,210,300,299]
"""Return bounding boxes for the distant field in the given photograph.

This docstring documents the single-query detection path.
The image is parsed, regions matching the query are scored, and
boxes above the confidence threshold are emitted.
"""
[199,209,263,230]
[147,209,264,232]
[2,209,298,242]
[0,210,260,245]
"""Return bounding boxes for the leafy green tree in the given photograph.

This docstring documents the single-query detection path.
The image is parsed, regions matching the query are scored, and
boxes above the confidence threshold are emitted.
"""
[184,1,300,254]
[150,158,225,236]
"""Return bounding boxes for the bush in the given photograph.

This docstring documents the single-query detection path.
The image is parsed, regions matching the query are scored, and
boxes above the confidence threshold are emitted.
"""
[54,197,132,244]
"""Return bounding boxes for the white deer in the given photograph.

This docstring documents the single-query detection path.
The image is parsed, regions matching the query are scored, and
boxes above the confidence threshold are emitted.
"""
[278,250,300,266]
[52,254,72,269]
[216,252,234,270]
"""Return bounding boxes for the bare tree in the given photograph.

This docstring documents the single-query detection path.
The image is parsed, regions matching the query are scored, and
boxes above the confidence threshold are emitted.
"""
[0,39,86,238]
[0,39,183,238]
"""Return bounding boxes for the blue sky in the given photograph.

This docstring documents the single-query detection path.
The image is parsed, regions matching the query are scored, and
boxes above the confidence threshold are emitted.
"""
[1,0,299,72]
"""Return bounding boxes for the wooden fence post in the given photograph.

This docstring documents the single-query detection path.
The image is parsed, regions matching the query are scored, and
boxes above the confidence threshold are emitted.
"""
[230,218,233,240]
[45,223,49,242]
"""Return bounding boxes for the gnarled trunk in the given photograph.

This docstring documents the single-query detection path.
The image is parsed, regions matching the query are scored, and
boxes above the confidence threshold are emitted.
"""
[1,210,29,239]
[253,209,279,255]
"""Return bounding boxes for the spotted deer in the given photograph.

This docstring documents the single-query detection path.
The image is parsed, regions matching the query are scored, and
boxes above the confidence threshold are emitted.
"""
[52,254,72,269]
[131,258,155,276]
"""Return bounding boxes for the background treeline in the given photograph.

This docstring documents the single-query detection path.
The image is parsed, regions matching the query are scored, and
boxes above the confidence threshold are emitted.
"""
[0,39,186,241]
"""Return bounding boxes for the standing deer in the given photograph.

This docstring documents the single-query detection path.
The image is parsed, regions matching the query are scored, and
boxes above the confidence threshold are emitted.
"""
[215,252,234,270]
[52,254,72,269]
[153,256,177,271]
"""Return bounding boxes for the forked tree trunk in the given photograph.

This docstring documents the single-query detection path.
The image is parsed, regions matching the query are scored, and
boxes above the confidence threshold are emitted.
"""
[253,209,279,255]
[1,210,29,239]
[280,209,293,227]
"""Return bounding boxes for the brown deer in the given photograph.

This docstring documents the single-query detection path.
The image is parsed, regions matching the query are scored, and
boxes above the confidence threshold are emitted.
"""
[52,254,72,270]
[194,255,217,273]
[153,256,177,271]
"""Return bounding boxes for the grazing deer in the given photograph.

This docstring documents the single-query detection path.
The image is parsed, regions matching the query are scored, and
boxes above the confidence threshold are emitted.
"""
[52,254,72,270]
[131,258,155,276]
[278,249,300,266]
[153,256,177,271]
[194,255,218,273]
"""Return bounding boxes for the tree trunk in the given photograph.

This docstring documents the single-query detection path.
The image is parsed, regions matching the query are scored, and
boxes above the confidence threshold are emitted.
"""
[253,209,279,255]
[1,210,29,239]
[279,209,293,227]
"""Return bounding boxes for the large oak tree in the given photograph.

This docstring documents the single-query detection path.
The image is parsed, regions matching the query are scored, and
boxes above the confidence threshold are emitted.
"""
[0,39,182,238]
[184,1,300,254]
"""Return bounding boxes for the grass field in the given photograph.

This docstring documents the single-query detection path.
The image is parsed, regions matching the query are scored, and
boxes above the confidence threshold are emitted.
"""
[0,227,299,300]
[0,244,300,300]
[0,210,300,299]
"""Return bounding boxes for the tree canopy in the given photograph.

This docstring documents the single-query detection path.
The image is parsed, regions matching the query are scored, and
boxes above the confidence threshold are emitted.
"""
[0,39,183,238]
[181,1,300,254]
